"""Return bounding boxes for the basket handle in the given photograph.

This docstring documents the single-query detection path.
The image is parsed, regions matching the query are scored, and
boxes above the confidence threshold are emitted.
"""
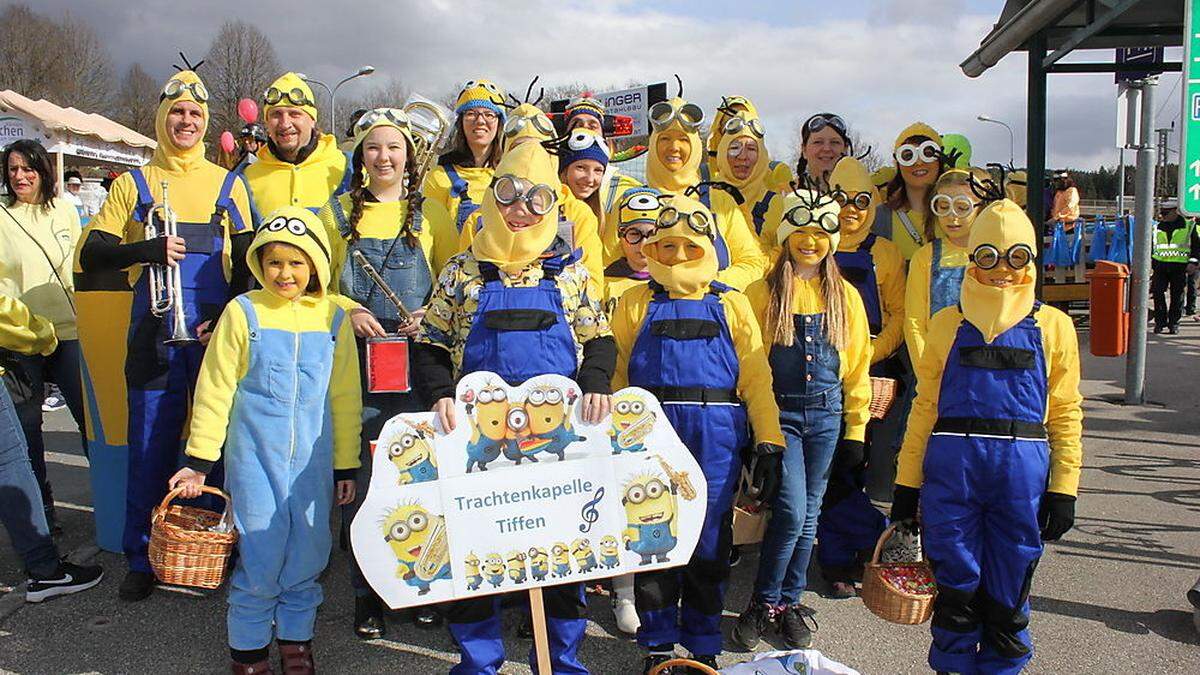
[152,485,232,524]
[649,659,720,675]
[871,521,928,564]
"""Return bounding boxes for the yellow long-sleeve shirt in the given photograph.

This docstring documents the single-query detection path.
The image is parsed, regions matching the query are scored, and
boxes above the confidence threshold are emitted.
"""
[896,303,1084,495]
[904,239,969,365]
[243,134,348,215]
[0,199,81,340]
[745,276,873,442]
[0,294,58,374]
[421,162,493,231]
[610,284,785,448]
[707,190,768,291]
[184,289,362,471]
[841,236,906,364]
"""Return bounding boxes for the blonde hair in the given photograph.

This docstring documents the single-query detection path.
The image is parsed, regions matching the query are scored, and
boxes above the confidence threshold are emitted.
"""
[927,167,990,240]
[763,244,848,350]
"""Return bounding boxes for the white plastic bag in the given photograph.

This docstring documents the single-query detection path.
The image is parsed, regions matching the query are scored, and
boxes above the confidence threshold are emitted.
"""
[720,649,860,675]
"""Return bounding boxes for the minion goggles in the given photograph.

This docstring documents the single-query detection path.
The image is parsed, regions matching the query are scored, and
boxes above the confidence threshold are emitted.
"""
[491,174,558,216]
[831,189,873,211]
[160,78,209,103]
[353,108,411,134]
[656,206,715,240]
[895,140,941,167]
[970,243,1034,270]
[263,86,316,108]
[261,215,331,261]
[649,101,704,133]
[784,204,840,234]
[384,511,430,542]
[931,193,979,218]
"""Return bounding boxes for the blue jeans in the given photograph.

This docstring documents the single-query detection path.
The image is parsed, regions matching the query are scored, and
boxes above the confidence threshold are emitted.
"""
[0,383,60,577]
[752,406,841,605]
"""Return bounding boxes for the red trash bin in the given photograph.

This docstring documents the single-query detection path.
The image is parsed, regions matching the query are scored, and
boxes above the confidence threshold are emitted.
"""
[1086,261,1130,357]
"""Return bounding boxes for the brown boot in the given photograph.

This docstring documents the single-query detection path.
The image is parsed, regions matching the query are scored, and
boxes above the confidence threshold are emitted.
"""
[230,659,274,675]
[278,642,315,675]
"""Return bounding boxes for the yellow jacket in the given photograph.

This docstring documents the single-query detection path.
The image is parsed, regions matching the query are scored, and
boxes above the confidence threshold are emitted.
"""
[706,189,768,290]
[610,284,785,447]
[0,294,58,374]
[844,236,906,364]
[904,239,969,365]
[0,199,81,340]
[745,276,873,442]
[896,303,1084,495]
[243,133,349,215]
[421,162,494,233]
[602,261,649,318]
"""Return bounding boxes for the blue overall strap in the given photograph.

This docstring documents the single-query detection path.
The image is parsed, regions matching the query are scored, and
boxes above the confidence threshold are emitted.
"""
[694,184,732,269]
[129,168,156,224]
[335,152,354,197]
[329,305,346,341]
[410,199,424,233]
[236,295,260,342]
[750,192,774,236]
[699,163,711,183]
[444,162,469,199]
[330,196,352,240]
[871,204,893,239]
[210,170,250,233]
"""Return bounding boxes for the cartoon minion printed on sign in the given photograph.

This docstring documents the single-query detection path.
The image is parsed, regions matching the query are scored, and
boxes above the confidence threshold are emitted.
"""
[464,552,483,591]
[528,547,550,581]
[599,535,621,569]
[522,384,587,461]
[571,538,598,573]
[461,382,510,472]
[551,543,573,578]
[609,391,656,454]
[382,503,451,595]
[483,553,506,588]
[386,420,439,485]
[622,472,679,565]
[506,550,528,584]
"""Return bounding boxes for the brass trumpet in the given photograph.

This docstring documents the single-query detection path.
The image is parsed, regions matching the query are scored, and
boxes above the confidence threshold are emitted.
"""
[403,99,450,187]
[144,181,197,346]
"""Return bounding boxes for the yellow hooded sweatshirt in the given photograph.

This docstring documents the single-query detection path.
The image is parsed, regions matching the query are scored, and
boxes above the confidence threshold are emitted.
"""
[645,98,766,290]
[184,206,362,472]
[714,111,794,244]
[610,194,784,447]
[244,73,350,216]
[896,200,1083,495]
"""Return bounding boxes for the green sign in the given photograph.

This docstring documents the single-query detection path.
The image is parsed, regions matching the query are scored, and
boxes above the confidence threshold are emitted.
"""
[1181,0,1200,215]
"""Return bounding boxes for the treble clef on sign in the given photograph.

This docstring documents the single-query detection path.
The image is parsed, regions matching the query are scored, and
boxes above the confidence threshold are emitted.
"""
[578,487,605,533]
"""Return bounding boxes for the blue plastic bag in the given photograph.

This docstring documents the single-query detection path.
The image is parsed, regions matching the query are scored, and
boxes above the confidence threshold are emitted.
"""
[1089,218,1110,263]
[1111,216,1131,265]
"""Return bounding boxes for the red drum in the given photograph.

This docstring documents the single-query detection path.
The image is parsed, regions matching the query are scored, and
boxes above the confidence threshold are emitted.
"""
[366,336,411,394]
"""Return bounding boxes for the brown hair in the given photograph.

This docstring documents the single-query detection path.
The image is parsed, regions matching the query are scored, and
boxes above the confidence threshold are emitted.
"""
[257,242,321,293]
[2,139,56,208]
[884,134,943,218]
[762,241,848,350]
[347,137,423,248]
[438,112,503,169]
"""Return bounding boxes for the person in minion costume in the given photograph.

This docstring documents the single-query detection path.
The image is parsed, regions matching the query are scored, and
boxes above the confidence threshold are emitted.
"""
[602,188,661,316]
[732,190,871,651]
[712,110,795,244]
[706,95,757,171]
[892,199,1082,675]
[75,66,253,600]
[244,72,352,217]
[813,157,906,597]
[168,206,362,675]
[644,97,766,290]
[412,140,614,675]
[610,193,784,673]
[904,168,989,366]
[873,122,946,261]
[422,79,507,236]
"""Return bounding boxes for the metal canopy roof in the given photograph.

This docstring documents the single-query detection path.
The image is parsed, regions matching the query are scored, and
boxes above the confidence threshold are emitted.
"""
[962,0,1185,78]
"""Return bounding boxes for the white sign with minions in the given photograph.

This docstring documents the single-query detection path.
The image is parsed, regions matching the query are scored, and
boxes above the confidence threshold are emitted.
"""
[351,371,709,609]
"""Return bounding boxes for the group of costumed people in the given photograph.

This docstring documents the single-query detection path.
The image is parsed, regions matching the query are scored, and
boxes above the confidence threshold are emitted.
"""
[0,62,1084,675]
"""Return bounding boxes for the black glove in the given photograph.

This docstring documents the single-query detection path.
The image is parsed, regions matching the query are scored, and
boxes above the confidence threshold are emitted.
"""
[746,443,784,504]
[1038,492,1076,541]
[890,484,920,523]
[830,439,865,476]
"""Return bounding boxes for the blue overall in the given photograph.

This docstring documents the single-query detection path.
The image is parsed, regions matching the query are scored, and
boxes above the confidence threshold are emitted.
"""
[447,253,588,675]
[749,192,775,237]
[694,185,733,271]
[753,313,844,605]
[122,168,247,573]
[629,281,748,656]
[629,519,677,564]
[930,238,967,318]
[224,296,346,650]
[819,240,889,581]
[922,305,1049,675]
[444,162,481,234]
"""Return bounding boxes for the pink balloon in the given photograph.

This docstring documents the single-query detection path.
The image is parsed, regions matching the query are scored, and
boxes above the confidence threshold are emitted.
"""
[220,131,236,154]
[237,98,259,124]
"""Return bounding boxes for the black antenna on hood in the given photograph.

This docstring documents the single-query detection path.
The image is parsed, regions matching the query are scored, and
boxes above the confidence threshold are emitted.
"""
[173,51,205,73]
[674,74,684,98]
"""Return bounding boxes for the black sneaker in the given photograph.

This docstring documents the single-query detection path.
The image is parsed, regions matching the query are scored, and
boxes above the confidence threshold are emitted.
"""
[778,603,818,649]
[642,651,675,675]
[354,594,385,639]
[26,561,103,602]
[730,601,774,651]
[117,570,155,602]
[413,604,442,628]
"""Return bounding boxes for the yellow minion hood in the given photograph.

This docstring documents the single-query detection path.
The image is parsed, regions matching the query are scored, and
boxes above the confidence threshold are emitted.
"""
[714,112,771,203]
[828,157,878,250]
[471,142,561,274]
[642,193,719,297]
[961,199,1037,343]
[502,103,556,153]
[647,98,702,194]
[247,206,334,298]
[707,95,758,158]
[263,72,318,121]
[151,70,209,174]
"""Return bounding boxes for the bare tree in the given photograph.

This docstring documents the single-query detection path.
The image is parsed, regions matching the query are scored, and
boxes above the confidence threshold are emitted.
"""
[333,76,411,140]
[787,119,885,175]
[54,11,115,114]
[0,5,116,114]
[113,63,158,138]
[202,20,281,146]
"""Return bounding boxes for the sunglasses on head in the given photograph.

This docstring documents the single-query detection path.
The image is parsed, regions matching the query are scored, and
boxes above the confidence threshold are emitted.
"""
[805,113,847,135]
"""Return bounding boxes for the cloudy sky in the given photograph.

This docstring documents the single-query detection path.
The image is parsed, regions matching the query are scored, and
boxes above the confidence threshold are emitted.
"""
[37,0,1184,169]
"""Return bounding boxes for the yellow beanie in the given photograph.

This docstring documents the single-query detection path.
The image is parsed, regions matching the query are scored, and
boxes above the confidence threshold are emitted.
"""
[894,121,941,150]
[263,72,318,121]
[247,206,333,296]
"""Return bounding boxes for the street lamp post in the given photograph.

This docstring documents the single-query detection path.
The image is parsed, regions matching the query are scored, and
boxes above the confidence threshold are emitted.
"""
[299,65,376,136]
[977,114,1015,167]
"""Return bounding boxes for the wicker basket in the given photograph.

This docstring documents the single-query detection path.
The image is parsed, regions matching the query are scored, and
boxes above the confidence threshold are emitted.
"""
[868,376,898,420]
[861,523,935,625]
[648,658,720,675]
[148,486,238,589]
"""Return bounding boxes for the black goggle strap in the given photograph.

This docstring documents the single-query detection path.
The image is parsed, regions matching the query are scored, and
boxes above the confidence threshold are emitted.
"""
[685,181,745,206]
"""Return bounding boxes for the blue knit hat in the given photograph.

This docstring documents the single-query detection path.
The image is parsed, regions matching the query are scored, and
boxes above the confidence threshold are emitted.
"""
[565,95,604,127]
[559,129,609,172]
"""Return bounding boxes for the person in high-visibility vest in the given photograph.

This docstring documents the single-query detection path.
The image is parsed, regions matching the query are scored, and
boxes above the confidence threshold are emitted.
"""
[1150,199,1200,334]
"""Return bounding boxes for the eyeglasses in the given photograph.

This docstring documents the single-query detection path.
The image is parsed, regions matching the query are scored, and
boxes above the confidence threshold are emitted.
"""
[624,479,668,504]
[784,205,840,233]
[831,189,872,211]
[656,206,714,240]
[805,113,847,135]
[619,226,658,245]
[263,86,316,108]
[462,109,499,123]
[384,511,429,543]
[354,108,411,134]
[261,215,330,261]
[931,194,978,218]
[492,174,558,215]
[970,243,1034,270]
[894,140,941,167]
[504,111,556,139]
[722,116,765,138]
[161,79,209,103]
[649,101,704,133]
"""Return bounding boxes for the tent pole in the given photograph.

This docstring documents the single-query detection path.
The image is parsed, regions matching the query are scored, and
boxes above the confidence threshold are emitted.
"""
[55,151,65,197]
